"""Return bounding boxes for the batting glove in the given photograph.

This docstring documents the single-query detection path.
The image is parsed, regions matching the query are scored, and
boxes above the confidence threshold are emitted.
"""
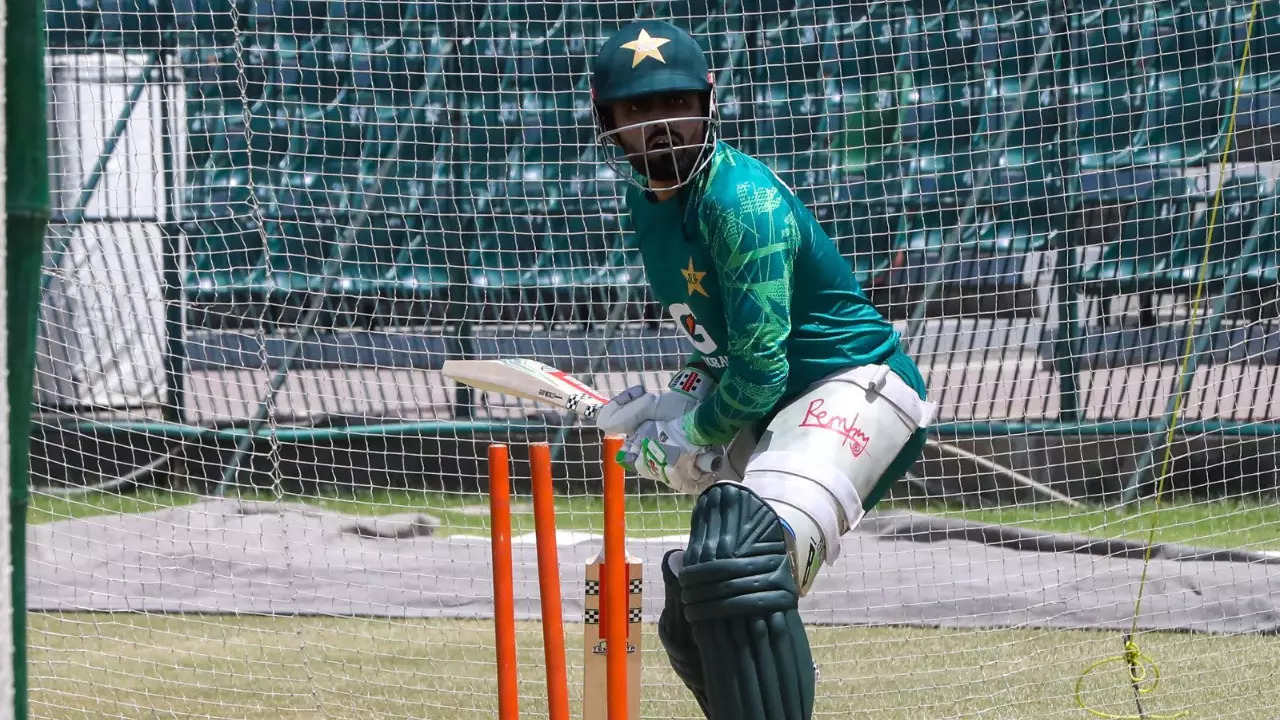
[618,416,717,495]
[595,385,658,437]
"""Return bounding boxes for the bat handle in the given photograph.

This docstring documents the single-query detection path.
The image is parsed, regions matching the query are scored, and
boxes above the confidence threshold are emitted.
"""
[695,450,722,474]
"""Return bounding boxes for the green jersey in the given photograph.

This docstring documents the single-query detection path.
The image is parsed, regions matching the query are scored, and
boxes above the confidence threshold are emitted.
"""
[624,141,915,447]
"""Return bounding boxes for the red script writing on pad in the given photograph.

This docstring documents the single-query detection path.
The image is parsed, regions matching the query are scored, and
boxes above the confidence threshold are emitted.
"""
[798,398,870,457]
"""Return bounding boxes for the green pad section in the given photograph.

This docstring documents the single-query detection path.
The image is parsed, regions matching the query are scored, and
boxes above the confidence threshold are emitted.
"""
[680,483,815,720]
[658,550,711,717]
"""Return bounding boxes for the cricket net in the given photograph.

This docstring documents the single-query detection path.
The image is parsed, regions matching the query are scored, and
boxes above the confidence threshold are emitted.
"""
[28,1,1280,719]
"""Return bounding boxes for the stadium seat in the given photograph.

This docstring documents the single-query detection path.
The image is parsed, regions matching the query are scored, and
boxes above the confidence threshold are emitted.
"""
[466,211,570,322]
[975,0,1064,152]
[282,99,363,166]
[896,76,980,166]
[270,158,358,221]
[895,205,980,253]
[976,2,1056,84]
[751,21,823,87]
[1163,175,1273,291]
[825,198,900,288]
[325,0,407,38]
[1080,176,1196,297]
[46,0,98,49]
[168,0,240,47]
[329,34,430,103]
[91,0,162,50]
[900,146,976,210]
[975,205,1060,254]
[260,219,347,324]
[906,6,980,87]
[1127,69,1230,166]
[551,204,645,321]
[820,1,911,86]
[968,151,1065,254]
[1226,0,1280,95]
[1069,0,1142,86]
[749,81,826,159]
[183,217,269,305]
[248,0,329,36]
[268,33,347,105]
[179,46,268,102]
[1135,0,1224,78]
[326,215,421,322]
[1242,188,1280,294]
[1068,78,1145,171]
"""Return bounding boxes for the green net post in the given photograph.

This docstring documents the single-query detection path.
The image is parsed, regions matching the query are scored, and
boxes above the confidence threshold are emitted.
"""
[7,0,51,716]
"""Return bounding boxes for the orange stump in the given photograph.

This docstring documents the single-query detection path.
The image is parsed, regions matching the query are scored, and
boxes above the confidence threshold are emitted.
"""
[601,435,629,720]
[488,444,518,720]
[530,443,571,720]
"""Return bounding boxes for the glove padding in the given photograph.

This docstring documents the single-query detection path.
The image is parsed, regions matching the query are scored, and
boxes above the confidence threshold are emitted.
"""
[619,416,717,495]
[596,365,718,437]
[595,384,658,437]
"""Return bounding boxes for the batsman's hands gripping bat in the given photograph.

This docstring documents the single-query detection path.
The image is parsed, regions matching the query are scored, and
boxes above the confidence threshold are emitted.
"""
[618,416,719,496]
[598,363,717,435]
[441,358,723,477]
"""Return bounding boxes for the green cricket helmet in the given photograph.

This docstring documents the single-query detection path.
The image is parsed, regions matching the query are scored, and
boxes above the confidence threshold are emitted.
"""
[590,20,720,190]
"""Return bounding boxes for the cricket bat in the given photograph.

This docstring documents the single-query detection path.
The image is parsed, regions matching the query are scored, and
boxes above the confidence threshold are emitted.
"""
[583,550,643,720]
[442,358,610,420]
[442,358,722,472]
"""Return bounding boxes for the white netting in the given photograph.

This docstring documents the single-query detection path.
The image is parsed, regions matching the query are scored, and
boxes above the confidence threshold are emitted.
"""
[28,1,1280,719]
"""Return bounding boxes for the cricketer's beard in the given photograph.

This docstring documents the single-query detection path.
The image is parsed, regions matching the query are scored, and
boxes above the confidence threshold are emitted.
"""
[627,128,703,183]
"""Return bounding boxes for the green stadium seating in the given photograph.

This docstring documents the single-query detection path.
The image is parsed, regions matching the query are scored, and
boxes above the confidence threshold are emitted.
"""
[182,217,268,305]
[1137,0,1224,78]
[1080,177,1197,297]
[52,0,1280,332]
[325,0,406,38]
[169,0,240,47]
[266,219,339,295]
[1227,0,1280,92]
[179,46,266,102]
[975,148,1066,253]
[46,0,97,49]
[1163,175,1273,291]
[268,32,346,104]
[907,5,980,87]
[465,212,569,323]
[813,188,901,286]
[1069,78,1145,171]
[250,0,329,36]
[1242,188,1280,293]
[1070,0,1141,85]
[93,0,162,49]
[748,82,825,160]
[820,2,910,86]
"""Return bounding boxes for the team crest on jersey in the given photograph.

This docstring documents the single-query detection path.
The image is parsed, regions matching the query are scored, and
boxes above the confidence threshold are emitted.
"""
[681,257,709,298]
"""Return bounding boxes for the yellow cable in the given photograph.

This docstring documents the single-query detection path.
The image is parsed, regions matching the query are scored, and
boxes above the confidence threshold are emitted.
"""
[1074,2,1261,717]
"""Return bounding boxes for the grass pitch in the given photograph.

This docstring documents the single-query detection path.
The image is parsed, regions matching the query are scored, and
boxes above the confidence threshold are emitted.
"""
[29,614,1280,720]
[29,486,1280,551]
[27,489,1279,718]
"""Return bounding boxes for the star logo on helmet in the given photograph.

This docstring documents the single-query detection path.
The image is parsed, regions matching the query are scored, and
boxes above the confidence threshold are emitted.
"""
[621,29,670,67]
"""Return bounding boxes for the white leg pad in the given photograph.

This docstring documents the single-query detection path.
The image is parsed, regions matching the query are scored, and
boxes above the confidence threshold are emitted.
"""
[742,450,862,560]
[737,363,936,595]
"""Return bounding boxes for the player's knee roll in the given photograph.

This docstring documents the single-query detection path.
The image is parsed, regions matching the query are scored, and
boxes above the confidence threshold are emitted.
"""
[679,482,815,720]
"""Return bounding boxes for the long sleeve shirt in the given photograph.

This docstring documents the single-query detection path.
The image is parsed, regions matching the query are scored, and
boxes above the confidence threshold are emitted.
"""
[625,141,905,446]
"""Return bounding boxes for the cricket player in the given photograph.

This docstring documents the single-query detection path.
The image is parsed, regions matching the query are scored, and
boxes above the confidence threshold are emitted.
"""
[588,19,936,720]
